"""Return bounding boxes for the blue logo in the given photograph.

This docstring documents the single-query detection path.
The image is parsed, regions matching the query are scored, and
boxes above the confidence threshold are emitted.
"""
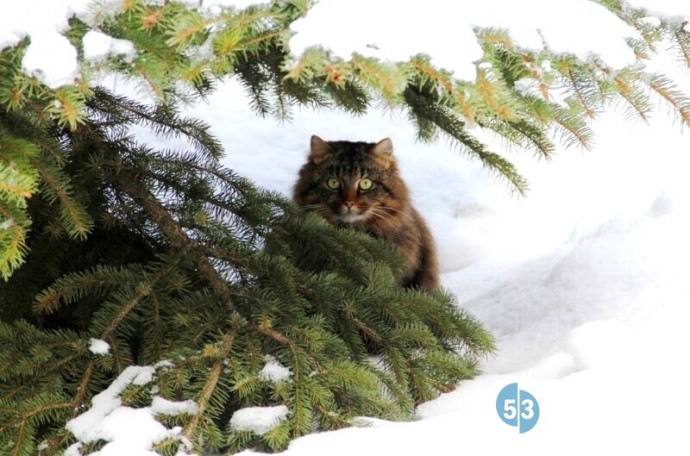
[496,383,539,433]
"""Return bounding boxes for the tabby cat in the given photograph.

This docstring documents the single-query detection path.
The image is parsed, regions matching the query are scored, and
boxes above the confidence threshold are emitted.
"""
[293,135,439,290]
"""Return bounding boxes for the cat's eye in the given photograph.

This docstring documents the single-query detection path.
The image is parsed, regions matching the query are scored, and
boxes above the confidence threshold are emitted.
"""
[358,178,373,191]
[326,178,340,190]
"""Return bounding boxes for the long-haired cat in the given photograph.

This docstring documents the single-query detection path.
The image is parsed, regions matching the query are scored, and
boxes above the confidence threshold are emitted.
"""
[293,135,439,290]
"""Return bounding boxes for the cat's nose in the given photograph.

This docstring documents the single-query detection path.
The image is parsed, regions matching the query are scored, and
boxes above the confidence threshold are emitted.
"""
[343,201,355,210]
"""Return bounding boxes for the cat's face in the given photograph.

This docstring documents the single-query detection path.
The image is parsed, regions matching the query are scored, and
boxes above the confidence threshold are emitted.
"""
[294,136,408,226]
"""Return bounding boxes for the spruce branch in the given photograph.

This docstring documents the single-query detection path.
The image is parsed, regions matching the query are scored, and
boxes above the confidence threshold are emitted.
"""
[475,69,517,121]
[552,114,593,150]
[183,332,234,441]
[112,173,235,303]
[29,155,93,239]
[504,119,555,158]
[33,265,140,315]
[99,281,153,340]
[403,84,529,193]
[673,28,690,66]
[0,203,30,281]
[349,54,407,103]
[72,362,94,411]
[86,88,223,162]
[612,75,653,122]
[563,66,599,118]
[409,55,477,123]
[0,396,73,456]
[646,73,690,124]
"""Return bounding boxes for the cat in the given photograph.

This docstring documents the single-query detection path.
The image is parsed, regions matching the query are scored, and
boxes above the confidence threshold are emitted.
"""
[293,135,439,291]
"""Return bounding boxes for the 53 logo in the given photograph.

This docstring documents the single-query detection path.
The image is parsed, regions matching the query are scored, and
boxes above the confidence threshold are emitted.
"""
[496,383,539,433]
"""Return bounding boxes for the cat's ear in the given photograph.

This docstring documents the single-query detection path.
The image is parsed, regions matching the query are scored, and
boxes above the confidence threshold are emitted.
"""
[372,138,394,157]
[309,135,332,165]
[371,138,394,168]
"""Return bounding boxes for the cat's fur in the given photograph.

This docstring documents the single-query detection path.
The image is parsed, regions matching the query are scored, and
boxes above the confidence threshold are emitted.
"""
[293,135,439,290]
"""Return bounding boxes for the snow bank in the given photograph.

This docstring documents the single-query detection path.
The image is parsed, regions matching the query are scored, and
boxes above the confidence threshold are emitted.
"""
[181,55,690,456]
[225,113,690,455]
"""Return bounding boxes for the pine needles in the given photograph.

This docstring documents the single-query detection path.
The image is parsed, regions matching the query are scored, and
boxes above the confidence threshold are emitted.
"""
[0,88,494,455]
[2,1,690,454]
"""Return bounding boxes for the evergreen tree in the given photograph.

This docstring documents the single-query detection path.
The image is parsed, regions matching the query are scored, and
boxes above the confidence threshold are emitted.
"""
[0,88,492,455]
[0,1,689,455]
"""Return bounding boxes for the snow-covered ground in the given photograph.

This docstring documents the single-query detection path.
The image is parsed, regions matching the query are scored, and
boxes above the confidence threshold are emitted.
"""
[190,79,690,456]
[4,0,690,454]
[195,1,690,454]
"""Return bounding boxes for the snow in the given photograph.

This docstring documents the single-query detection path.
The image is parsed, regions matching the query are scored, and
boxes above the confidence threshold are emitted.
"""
[259,355,291,382]
[0,0,129,88]
[88,338,111,355]
[0,1,97,88]
[3,0,644,90]
[202,0,270,8]
[83,31,136,63]
[66,366,190,456]
[21,33,79,89]
[151,397,198,416]
[168,72,689,453]
[626,0,690,21]
[67,408,182,456]
[513,77,544,99]
[229,405,290,435]
[66,366,153,439]
[3,0,689,454]
[639,16,662,27]
[290,0,640,80]
[185,58,689,456]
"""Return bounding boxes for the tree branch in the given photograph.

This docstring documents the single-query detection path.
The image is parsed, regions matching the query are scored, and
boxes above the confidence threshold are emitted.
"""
[112,174,236,306]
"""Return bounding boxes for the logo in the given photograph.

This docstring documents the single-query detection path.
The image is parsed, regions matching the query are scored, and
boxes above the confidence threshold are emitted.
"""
[496,383,539,433]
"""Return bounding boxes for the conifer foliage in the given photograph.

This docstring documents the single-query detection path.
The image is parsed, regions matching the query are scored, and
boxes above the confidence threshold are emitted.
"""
[1,0,690,455]
[0,87,493,455]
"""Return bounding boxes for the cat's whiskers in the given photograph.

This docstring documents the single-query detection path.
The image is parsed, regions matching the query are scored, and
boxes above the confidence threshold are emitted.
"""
[378,205,414,223]
[377,205,405,214]
[367,208,398,231]
[367,206,399,221]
